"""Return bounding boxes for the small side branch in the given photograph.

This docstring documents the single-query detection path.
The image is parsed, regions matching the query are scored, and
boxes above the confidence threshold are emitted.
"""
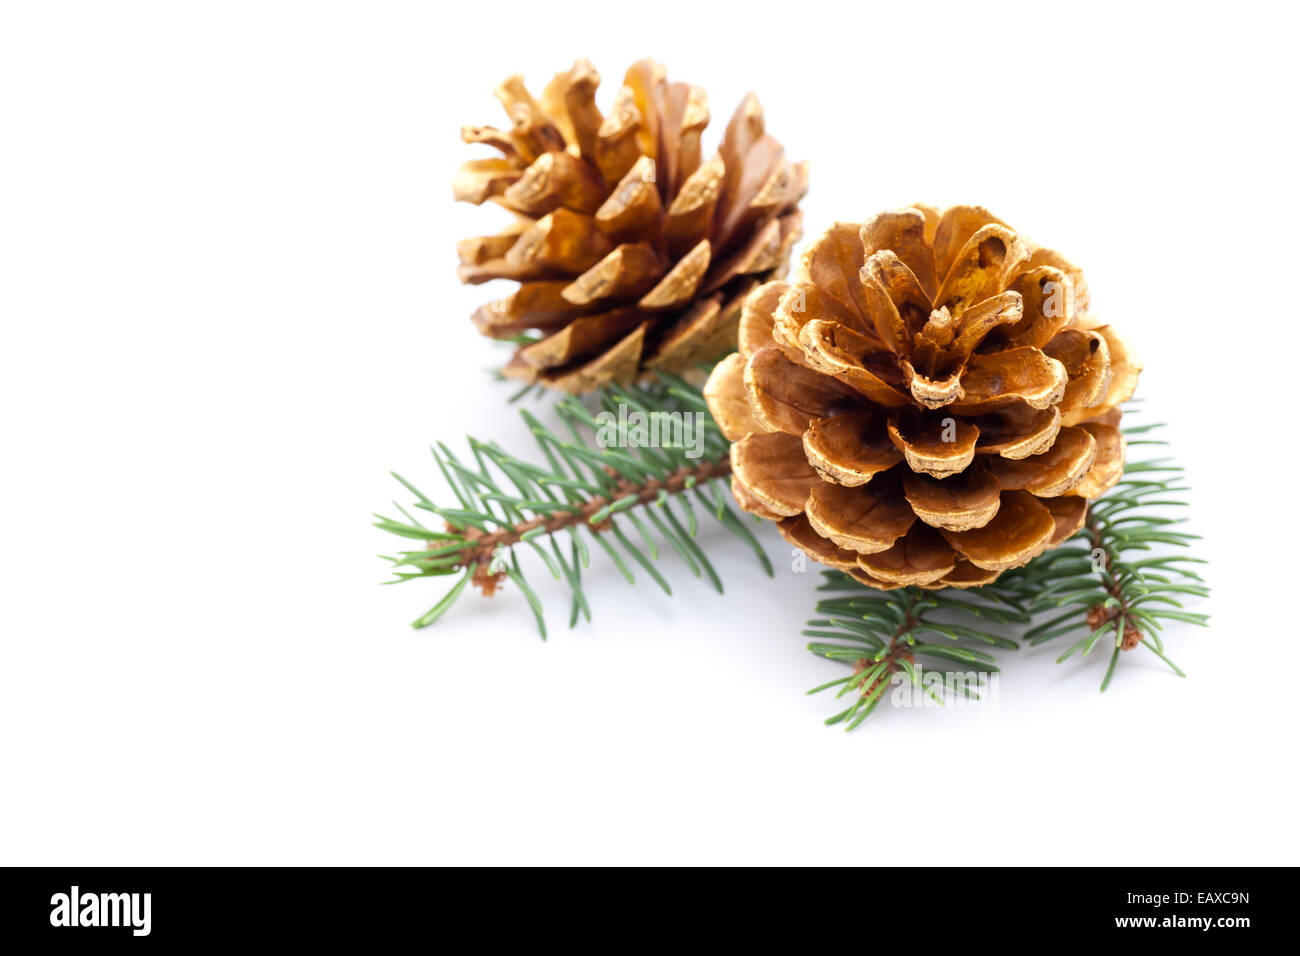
[377,374,772,636]
[1015,415,1210,690]
[805,579,1023,730]
[455,458,732,570]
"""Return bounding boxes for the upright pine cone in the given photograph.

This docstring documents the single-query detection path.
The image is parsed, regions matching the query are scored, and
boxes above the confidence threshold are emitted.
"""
[705,206,1142,589]
[454,59,807,393]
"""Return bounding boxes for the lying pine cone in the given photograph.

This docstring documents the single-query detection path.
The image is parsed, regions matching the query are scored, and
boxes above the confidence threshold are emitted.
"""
[704,206,1141,589]
[454,59,807,393]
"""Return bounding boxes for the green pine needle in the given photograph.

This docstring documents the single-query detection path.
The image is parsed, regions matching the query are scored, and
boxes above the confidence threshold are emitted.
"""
[1012,411,1208,689]
[378,374,768,638]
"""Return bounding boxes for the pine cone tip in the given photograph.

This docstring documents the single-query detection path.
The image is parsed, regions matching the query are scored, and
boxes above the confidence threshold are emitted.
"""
[455,59,807,393]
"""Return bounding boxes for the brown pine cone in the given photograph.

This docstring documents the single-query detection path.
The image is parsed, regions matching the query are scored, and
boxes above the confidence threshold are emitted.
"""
[454,59,807,393]
[705,205,1142,589]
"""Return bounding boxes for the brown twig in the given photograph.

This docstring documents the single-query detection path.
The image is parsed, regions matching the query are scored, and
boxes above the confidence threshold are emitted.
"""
[1085,513,1141,650]
[852,593,920,699]
[432,456,733,593]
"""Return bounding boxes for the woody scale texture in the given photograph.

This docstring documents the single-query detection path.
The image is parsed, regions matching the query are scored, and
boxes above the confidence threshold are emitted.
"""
[454,59,806,392]
[705,205,1141,589]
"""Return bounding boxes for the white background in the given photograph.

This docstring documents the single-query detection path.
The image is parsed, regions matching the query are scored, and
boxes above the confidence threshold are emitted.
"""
[2,1,1295,865]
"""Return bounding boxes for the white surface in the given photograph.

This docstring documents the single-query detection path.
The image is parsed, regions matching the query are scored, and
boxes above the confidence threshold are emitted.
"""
[2,1,1295,865]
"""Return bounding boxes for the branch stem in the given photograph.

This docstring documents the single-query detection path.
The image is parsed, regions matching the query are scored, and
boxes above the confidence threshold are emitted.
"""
[854,592,921,697]
[1086,512,1136,651]
[448,456,732,567]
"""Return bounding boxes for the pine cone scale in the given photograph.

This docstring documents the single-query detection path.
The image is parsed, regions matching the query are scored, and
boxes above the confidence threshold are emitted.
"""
[455,60,806,392]
[707,205,1142,589]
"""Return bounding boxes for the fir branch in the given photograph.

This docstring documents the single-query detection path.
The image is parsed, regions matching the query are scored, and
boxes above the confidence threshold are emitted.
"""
[805,573,1029,731]
[377,374,771,636]
[1015,413,1210,689]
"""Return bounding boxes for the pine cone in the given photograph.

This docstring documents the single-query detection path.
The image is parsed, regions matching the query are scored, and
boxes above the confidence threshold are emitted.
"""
[705,206,1142,589]
[454,59,807,393]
